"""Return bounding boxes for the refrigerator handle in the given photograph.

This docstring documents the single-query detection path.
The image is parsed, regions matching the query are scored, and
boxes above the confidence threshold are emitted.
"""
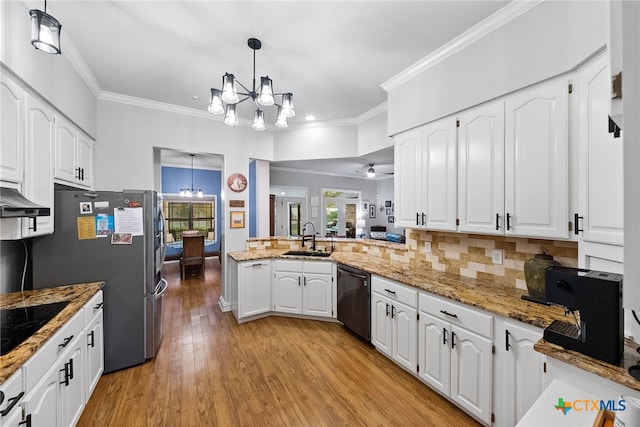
[155,278,169,297]
[159,204,167,264]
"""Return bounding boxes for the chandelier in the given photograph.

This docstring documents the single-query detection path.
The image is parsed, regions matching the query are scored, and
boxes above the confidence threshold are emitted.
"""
[29,0,62,54]
[208,38,295,130]
[180,155,203,198]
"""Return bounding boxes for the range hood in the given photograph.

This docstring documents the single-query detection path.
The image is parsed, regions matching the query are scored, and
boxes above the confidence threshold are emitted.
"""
[0,187,50,218]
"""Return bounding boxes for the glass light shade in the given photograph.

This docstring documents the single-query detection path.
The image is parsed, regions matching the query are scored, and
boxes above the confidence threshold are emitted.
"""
[180,189,186,197]
[282,93,295,118]
[197,189,203,198]
[224,104,239,127]
[367,167,375,178]
[29,9,62,54]
[208,88,224,115]
[257,76,275,106]
[252,109,266,131]
[184,189,192,197]
[221,73,239,104]
[275,106,288,128]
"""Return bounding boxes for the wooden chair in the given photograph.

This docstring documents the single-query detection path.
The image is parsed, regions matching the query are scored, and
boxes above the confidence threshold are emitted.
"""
[180,235,205,279]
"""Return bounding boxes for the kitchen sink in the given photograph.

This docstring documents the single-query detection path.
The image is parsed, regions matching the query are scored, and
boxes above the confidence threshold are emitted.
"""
[282,250,332,258]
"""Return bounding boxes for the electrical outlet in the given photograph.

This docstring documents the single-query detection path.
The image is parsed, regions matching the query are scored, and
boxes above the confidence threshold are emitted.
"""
[492,250,503,265]
[424,242,431,253]
[362,246,368,252]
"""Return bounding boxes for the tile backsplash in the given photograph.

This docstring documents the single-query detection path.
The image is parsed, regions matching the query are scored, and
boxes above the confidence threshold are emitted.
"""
[248,230,578,290]
[408,230,578,289]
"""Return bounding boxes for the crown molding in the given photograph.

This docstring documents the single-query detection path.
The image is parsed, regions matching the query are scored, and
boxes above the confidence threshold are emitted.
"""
[381,0,543,92]
[357,101,387,123]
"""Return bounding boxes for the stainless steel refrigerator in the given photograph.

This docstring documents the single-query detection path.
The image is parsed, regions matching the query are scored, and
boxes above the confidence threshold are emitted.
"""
[32,189,167,373]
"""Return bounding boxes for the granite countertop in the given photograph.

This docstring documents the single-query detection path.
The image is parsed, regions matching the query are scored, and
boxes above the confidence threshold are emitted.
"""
[229,249,566,329]
[0,282,104,385]
[230,249,640,392]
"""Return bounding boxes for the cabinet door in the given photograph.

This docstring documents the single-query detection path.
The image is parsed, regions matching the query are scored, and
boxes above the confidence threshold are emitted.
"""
[60,336,85,427]
[54,115,78,184]
[458,101,505,234]
[302,273,332,318]
[578,55,624,245]
[371,292,392,357]
[239,262,271,318]
[450,326,493,425]
[502,321,544,427]
[394,127,423,228]
[391,301,417,373]
[423,117,457,231]
[86,313,104,402]
[23,362,60,427]
[273,271,302,314]
[418,312,450,396]
[0,73,24,183]
[76,133,94,189]
[505,77,569,238]
[23,94,55,237]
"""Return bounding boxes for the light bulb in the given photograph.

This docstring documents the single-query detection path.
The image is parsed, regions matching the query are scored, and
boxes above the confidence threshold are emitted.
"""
[257,76,275,106]
[224,104,239,127]
[221,73,239,104]
[275,106,288,128]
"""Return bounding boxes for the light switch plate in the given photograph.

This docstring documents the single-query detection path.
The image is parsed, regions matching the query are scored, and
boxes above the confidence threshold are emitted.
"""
[492,250,503,265]
[424,242,431,253]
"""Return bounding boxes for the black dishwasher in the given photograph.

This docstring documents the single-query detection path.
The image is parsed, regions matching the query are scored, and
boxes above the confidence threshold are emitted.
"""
[337,264,371,342]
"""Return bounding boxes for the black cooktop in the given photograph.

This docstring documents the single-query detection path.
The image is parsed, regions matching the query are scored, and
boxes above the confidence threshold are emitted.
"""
[1,301,70,356]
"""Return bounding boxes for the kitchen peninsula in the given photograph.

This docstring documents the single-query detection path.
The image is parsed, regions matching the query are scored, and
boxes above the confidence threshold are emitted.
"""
[230,235,640,426]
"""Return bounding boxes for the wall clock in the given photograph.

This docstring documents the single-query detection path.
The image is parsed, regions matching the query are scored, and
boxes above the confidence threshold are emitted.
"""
[227,173,247,193]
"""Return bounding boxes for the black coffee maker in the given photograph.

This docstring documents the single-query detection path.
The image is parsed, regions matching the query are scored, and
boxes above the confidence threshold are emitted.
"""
[543,266,623,365]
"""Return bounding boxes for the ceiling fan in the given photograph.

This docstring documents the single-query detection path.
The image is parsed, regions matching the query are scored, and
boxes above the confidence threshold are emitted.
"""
[356,163,394,178]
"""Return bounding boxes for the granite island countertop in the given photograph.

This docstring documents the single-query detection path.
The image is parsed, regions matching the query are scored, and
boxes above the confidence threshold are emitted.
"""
[230,249,640,392]
[0,282,104,385]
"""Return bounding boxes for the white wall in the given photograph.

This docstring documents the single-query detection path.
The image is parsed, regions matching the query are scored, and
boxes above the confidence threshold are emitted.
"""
[272,124,358,161]
[358,110,393,155]
[254,159,270,237]
[375,177,403,236]
[1,1,97,137]
[385,1,608,136]
[97,100,273,309]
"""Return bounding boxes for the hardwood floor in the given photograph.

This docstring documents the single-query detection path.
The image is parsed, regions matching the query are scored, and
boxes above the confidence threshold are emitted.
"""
[78,258,480,426]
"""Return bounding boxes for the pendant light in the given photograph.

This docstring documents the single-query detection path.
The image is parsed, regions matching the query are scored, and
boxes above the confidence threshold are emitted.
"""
[180,155,203,198]
[208,38,294,130]
[29,0,62,55]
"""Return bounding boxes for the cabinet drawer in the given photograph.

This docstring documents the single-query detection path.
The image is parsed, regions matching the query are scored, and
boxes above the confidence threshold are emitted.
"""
[84,290,103,324]
[419,292,492,338]
[372,275,417,308]
[303,261,333,274]
[274,259,303,272]
[23,307,85,391]
[0,369,23,419]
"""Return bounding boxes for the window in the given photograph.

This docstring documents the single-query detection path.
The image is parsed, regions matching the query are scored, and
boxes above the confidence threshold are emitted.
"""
[163,198,216,241]
[321,189,360,238]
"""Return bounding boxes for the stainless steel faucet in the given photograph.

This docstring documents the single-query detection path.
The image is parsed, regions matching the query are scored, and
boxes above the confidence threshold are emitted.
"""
[301,222,316,251]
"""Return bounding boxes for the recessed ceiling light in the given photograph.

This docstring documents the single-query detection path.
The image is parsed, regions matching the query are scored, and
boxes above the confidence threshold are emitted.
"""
[305,115,316,121]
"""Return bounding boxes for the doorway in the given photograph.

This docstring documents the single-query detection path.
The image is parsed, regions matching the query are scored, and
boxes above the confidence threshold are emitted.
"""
[321,189,360,237]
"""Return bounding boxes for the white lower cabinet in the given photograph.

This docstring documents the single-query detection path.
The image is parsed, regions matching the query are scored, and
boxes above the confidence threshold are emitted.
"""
[494,318,545,427]
[371,276,417,374]
[11,291,104,427]
[0,370,24,426]
[237,260,272,319]
[418,292,493,425]
[273,260,333,318]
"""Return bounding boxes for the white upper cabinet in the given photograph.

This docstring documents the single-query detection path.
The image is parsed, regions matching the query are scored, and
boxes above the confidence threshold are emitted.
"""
[394,117,457,230]
[394,127,423,228]
[577,54,623,246]
[54,115,94,189]
[458,100,505,234]
[23,94,55,237]
[504,77,570,239]
[424,118,457,231]
[1,73,24,183]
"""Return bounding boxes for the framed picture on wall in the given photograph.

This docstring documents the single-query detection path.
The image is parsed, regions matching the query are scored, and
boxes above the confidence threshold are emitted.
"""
[385,200,392,208]
[388,216,395,223]
[363,200,369,211]
[386,208,392,215]
[369,204,376,218]
[230,211,245,228]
